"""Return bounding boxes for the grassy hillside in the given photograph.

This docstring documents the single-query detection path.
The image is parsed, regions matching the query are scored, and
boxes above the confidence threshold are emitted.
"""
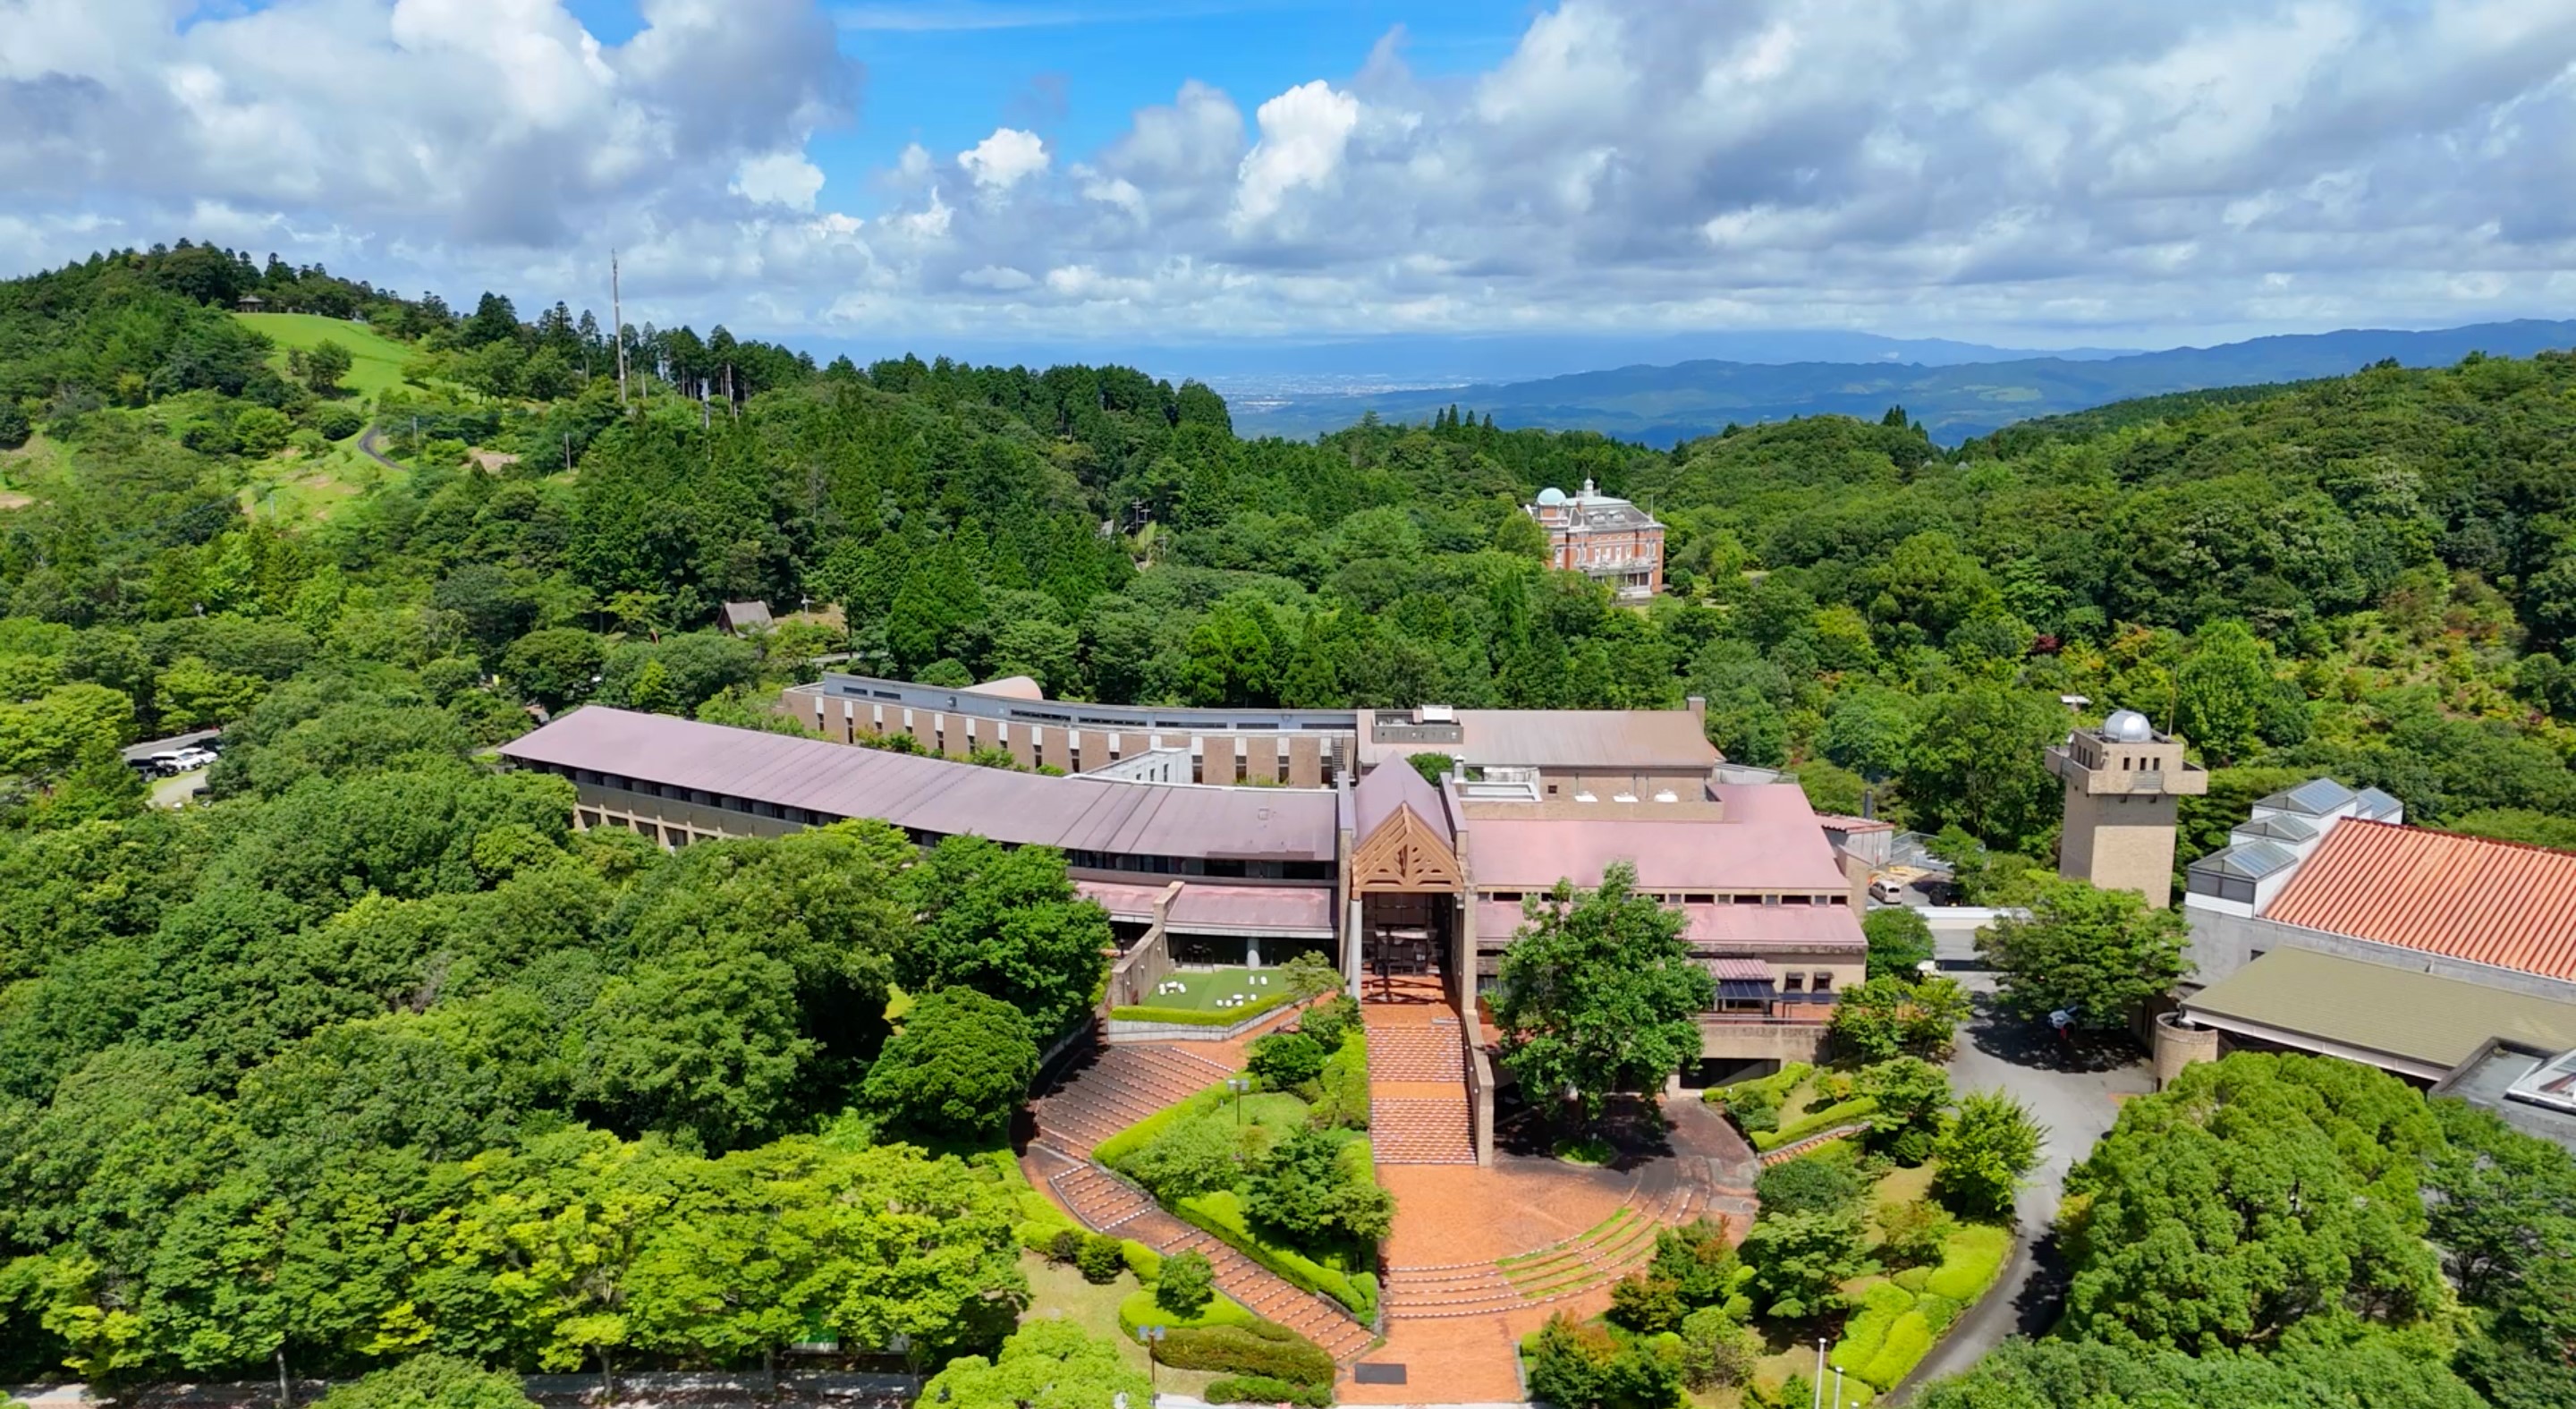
[234,310,416,398]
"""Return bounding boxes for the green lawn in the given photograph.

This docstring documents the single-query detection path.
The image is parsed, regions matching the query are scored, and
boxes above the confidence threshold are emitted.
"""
[1137,965,1290,1014]
[234,311,419,400]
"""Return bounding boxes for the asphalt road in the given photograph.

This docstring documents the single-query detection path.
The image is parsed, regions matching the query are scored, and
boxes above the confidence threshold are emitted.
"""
[1885,979,2153,1402]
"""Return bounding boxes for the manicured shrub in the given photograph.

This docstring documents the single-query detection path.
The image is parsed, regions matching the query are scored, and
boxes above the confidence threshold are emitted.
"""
[1120,1113,1244,1202]
[1756,1154,1865,1217]
[1648,1218,1740,1307]
[1676,1305,1756,1391]
[1877,1198,1956,1269]
[1925,1226,2010,1302]
[1157,1250,1216,1320]
[1750,1096,1879,1152]
[1245,1125,1393,1243]
[1248,1031,1328,1089]
[1299,995,1360,1050]
[1523,1313,1683,1409]
[1859,1309,1933,1389]
[312,1354,536,1409]
[1607,1272,1689,1335]
[1157,1320,1336,1386]
[1311,1033,1370,1130]
[1077,1233,1127,1285]
[1206,1375,1331,1406]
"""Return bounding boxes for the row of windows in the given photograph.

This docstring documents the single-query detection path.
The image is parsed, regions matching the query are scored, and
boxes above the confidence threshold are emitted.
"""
[1479,889,1845,906]
[1063,849,1335,881]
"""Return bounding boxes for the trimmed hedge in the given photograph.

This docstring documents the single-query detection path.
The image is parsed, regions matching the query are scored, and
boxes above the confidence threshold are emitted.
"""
[1750,1096,1878,1152]
[1176,1190,1377,1320]
[1925,1225,2009,1302]
[1824,1223,2012,1396]
[1706,1062,1812,1109]
[1090,1085,1224,1167]
[1110,990,1296,1026]
[1117,1287,1258,1336]
[1157,1320,1338,1386]
[1208,1376,1332,1406]
[1858,1311,1932,1390]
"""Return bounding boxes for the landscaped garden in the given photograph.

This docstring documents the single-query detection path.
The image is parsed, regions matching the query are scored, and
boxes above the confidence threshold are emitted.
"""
[1108,951,1342,1027]
[1521,1048,2039,1408]
[1093,995,1387,1321]
[1002,1151,1341,1406]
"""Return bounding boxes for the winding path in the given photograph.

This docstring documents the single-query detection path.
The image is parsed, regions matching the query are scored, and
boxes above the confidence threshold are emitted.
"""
[1884,983,2152,1403]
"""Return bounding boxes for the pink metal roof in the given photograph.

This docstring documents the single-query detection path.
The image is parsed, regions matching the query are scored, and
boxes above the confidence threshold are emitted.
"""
[1073,879,1176,921]
[1356,709,1716,771]
[1703,957,1774,980]
[1353,758,1453,845]
[1473,897,1861,950]
[1460,783,1853,892]
[1165,885,1337,938]
[2264,819,2576,982]
[503,707,1339,862]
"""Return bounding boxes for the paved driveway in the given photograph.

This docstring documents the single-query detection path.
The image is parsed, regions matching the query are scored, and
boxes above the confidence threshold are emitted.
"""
[1888,980,2153,1402]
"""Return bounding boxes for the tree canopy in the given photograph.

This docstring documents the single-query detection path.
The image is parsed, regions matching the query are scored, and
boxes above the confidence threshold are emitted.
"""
[1489,862,1715,1122]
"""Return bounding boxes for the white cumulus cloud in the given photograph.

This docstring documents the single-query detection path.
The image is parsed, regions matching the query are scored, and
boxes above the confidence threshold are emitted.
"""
[958,127,1050,191]
[1232,81,1360,231]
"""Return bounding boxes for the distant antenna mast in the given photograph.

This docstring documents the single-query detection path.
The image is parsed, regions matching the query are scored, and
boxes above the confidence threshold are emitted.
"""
[611,250,629,409]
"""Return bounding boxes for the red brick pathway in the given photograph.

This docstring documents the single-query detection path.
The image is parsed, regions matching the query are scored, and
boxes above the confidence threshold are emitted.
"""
[1363,1003,1477,1166]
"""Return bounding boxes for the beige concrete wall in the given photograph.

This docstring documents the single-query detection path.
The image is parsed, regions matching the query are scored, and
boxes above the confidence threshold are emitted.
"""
[1697,1018,1828,1063]
[2063,790,2180,905]
[2152,1012,2222,1089]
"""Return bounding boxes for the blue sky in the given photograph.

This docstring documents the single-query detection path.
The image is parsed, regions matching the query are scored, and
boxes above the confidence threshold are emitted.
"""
[816,0,1516,214]
[7,0,2576,363]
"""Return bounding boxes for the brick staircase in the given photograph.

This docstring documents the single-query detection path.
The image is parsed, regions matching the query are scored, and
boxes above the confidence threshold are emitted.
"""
[1362,1014,1477,1166]
[1378,1115,1761,1321]
[1030,1043,1234,1159]
[1365,1025,1467,1082]
[1025,1042,1380,1366]
[1160,1226,1378,1363]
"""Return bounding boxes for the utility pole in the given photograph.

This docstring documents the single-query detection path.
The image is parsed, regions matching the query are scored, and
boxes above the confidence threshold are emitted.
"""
[612,250,629,410]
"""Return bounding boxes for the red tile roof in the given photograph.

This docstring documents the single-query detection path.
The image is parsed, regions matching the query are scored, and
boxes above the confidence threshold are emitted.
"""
[2264,819,2576,982]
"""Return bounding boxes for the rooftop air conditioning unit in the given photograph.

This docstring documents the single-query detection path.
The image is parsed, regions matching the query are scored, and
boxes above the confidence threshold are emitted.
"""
[1653,790,1679,803]
[1573,791,1597,803]
[1613,792,1639,803]
[1417,704,1456,723]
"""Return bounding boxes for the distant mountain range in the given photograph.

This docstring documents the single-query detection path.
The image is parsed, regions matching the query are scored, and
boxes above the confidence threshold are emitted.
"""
[1226,320,2576,446]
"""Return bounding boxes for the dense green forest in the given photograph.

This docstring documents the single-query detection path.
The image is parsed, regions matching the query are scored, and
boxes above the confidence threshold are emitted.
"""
[4,242,2576,1392]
